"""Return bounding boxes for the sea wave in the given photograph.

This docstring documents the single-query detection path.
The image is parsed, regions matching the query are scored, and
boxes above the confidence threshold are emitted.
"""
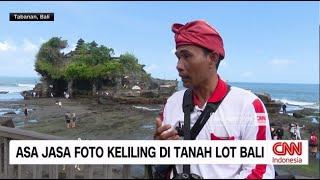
[17,83,35,88]
[0,84,35,93]
[274,98,319,110]
[132,105,160,111]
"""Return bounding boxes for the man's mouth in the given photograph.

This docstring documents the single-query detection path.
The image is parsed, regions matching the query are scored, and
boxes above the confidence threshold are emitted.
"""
[179,75,190,81]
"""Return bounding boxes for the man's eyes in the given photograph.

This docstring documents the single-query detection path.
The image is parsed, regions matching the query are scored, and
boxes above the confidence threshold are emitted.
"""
[178,54,191,59]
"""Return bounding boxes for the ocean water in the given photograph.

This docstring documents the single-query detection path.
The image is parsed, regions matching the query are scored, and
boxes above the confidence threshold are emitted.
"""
[178,81,319,112]
[0,76,39,101]
[0,76,319,114]
[229,82,319,111]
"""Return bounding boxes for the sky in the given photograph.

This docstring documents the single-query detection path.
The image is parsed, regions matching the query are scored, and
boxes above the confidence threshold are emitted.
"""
[0,1,319,84]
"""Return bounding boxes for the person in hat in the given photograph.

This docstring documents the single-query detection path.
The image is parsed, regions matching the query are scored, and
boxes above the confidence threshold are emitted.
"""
[153,20,274,179]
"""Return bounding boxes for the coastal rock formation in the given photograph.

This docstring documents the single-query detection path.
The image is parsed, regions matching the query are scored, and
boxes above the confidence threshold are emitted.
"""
[255,92,282,114]
[110,96,167,104]
[3,111,16,115]
[293,112,304,118]
[0,117,15,128]
[23,37,178,101]
[294,108,318,117]
[292,108,319,119]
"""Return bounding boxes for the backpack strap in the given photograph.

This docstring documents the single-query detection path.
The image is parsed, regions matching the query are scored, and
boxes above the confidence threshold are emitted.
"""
[182,85,231,175]
[182,88,193,174]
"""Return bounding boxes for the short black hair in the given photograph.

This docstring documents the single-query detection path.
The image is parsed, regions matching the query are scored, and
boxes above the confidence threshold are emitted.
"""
[202,47,221,70]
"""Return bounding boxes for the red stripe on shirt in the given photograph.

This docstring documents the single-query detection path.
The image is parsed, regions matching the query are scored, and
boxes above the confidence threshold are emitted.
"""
[246,99,267,179]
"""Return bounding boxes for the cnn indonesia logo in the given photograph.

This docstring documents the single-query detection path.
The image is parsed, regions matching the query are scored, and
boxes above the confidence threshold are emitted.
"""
[272,142,303,164]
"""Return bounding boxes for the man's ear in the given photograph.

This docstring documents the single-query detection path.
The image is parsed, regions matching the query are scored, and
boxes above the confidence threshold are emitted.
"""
[208,53,219,69]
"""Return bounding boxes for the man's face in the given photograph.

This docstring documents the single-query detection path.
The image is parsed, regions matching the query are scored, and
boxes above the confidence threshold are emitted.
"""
[175,45,213,88]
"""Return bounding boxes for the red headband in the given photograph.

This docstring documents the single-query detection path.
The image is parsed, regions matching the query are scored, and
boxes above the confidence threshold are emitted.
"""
[172,20,225,60]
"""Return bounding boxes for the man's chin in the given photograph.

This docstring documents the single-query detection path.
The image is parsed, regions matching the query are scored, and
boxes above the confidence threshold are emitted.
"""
[182,81,192,88]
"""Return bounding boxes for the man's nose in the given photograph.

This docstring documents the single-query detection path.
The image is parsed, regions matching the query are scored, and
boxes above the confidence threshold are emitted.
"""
[176,59,184,73]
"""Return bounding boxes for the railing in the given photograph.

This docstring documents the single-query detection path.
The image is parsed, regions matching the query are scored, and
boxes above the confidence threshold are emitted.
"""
[0,126,151,179]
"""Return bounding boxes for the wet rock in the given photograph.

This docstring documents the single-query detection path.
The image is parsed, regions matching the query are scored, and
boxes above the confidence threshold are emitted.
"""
[255,92,282,114]
[293,108,318,117]
[0,117,15,128]
[255,92,272,102]
[110,96,166,104]
[140,90,158,98]
[293,112,305,118]
[3,111,16,115]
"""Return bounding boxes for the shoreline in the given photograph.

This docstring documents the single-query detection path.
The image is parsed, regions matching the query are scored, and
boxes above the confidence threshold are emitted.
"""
[0,97,160,140]
[0,97,318,137]
[0,97,319,178]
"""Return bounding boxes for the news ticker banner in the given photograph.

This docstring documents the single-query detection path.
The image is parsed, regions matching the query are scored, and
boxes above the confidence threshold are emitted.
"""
[10,140,308,165]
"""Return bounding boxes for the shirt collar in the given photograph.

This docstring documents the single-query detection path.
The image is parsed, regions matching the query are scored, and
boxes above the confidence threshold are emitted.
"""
[192,75,228,106]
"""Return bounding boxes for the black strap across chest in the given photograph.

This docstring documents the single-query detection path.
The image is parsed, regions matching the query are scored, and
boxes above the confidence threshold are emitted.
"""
[182,85,231,140]
[181,85,231,175]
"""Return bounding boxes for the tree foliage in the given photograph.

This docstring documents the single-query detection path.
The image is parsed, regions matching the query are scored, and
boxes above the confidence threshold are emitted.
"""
[119,53,144,72]
[35,37,146,82]
[35,37,68,79]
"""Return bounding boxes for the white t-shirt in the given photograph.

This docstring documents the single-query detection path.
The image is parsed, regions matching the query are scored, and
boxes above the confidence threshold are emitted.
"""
[161,77,275,179]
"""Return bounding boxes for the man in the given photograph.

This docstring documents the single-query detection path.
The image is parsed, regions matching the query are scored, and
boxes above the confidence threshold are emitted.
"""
[71,113,77,128]
[282,103,287,114]
[309,132,318,158]
[271,127,277,140]
[24,104,28,127]
[289,123,296,139]
[154,20,275,179]
[65,112,71,128]
[295,123,305,140]
[276,126,284,140]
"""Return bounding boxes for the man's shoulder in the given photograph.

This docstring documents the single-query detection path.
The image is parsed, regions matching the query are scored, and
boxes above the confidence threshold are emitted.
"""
[229,86,258,101]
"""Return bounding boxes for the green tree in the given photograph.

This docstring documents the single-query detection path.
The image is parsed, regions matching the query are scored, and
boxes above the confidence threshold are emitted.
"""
[34,37,151,96]
[119,53,142,72]
[35,37,68,79]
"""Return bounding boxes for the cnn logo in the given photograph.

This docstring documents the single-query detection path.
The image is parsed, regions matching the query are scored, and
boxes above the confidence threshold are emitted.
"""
[273,142,302,156]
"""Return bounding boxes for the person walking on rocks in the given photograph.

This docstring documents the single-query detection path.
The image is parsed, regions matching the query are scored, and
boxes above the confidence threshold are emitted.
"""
[282,103,287,114]
[71,113,77,128]
[295,123,305,140]
[65,112,71,128]
[309,132,318,157]
[23,104,28,127]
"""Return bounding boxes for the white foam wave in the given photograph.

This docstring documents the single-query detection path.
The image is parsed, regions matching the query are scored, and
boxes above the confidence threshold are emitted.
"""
[0,85,34,93]
[132,105,160,111]
[18,83,35,88]
[275,98,319,109]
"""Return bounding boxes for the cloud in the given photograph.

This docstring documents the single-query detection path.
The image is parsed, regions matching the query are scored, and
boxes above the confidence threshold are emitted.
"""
[269,58,295,65]
[241,71,253,77]
[22,39,39,52]
[0,40,17,52]
[145,64,158,73]
[0,39,43,77]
